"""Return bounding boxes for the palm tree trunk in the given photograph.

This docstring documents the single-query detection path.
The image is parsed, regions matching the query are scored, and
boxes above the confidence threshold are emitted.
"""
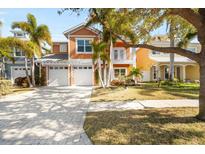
[107,35,113,87]
[196,49,205,121]
[98,59,105,88]
[31,57,35,86]
[24,57,32,87]
[103,61,107,85]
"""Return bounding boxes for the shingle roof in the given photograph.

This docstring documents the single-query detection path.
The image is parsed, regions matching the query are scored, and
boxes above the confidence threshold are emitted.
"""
[41,53,68,60]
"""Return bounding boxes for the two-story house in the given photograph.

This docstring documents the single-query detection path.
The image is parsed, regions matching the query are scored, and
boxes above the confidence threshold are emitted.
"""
[2,30,31,83]
[40,23,136,86]
[136,40,200,82]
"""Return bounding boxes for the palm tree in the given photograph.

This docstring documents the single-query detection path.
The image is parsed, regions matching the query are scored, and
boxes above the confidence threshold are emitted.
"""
[12,13,52,86]
[92,41,108,88]
[128,67,143,84]
[0,37,36,81]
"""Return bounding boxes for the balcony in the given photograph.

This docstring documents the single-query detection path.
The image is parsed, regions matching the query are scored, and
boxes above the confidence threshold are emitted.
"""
[112,59,134,64]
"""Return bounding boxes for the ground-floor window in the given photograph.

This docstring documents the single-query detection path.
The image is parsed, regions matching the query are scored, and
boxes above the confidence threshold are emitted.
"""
[114,68,126,79]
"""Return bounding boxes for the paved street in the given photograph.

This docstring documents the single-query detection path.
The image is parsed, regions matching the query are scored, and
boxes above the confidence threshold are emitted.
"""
[0,86,92,145]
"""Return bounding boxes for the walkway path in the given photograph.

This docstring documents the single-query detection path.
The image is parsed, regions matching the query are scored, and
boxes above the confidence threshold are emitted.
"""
[0,86,92,145]
[89,99,199,112]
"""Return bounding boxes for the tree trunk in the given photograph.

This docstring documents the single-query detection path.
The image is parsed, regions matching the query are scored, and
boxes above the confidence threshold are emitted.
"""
[24,57,32,87]
[103,61,107,85]
[98,58,105,88]
[169,53,175,81]
[107,36,113,87]
[31,57,35,87]
[196,60,205,120]
[169,22,175,81]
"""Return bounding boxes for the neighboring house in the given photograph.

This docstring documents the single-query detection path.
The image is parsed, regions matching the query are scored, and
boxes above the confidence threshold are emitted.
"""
[40,23,136,86]
[2,30,31,83]
[136,40,200,82]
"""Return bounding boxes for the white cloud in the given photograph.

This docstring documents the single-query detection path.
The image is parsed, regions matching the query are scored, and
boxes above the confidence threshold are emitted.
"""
[0,11,7,15]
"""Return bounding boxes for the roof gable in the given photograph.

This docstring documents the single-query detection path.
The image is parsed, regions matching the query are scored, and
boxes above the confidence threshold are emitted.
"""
[63,23,101,38]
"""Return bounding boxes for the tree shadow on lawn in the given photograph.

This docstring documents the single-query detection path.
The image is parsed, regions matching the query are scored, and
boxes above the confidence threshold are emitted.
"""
[84,108,205,144]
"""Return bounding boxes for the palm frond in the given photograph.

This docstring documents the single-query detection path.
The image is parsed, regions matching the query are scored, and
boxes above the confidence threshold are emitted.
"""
[11,22,32,33]
[36,24,52,45]
[27,13,37,32]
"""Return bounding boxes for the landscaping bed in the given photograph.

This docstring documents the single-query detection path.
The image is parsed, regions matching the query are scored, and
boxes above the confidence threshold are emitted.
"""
[0,80,34,96]
[84,107,205,144]
[91,82,199,102]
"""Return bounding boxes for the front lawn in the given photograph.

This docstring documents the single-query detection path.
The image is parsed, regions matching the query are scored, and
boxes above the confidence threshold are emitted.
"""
[91,82,199,102]
[84,108,205,144]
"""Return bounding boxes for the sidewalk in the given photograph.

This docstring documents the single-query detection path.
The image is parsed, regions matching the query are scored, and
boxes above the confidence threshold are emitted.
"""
[88,99,199,112]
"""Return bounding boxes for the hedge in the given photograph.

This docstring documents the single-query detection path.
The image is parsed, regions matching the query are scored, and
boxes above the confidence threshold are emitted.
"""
[0,80,12,95]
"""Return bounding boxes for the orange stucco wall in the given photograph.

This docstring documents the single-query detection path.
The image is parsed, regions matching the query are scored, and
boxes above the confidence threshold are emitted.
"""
[136,48,156,71]
[69,27,99,59]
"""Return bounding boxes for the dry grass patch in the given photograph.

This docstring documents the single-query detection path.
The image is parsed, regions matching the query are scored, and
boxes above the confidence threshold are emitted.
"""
[91,84,199,102]
[84,108,205,144]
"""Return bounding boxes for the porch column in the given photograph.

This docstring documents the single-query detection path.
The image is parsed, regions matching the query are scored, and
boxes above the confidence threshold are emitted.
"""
[157,65,161,80]
[182,65,186,82]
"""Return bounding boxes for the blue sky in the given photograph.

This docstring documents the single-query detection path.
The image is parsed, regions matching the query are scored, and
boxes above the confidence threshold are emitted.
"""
[0,8,90,41]
[0,8,171,41]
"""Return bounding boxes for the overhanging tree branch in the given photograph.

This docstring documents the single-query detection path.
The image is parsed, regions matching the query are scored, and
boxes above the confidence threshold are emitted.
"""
[170,9,203,30]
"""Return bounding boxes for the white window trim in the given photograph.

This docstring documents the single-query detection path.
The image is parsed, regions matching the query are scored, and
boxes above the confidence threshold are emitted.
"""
[76,38,93,54]
[14,49,25,57]
[114,67,127,79]
[113,47,126,60]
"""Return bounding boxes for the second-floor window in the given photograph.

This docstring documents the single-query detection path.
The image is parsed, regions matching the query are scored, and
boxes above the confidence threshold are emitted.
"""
[14,48,25,57]
[60,43,67,52]
[113,48,126,60]
[77,39,92,53]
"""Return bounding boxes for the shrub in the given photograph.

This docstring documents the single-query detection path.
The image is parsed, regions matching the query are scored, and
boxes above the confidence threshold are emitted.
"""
[125,78,135,86]
[162,79,179,86]
[0,80,12,95]
[14,76,31,87]
[111,80,124,86]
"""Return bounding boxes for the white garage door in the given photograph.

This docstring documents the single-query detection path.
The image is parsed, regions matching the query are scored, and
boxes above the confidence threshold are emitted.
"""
[73,66,93,86]
[48,66,69,86]
[11,67,31,83]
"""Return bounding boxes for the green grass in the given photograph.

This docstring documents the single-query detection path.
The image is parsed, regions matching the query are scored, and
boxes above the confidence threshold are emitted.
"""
[84,108,205,144]
[91,82,199,102]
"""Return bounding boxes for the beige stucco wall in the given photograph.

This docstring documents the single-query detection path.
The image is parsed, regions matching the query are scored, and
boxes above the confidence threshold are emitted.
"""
[186,65,200,81]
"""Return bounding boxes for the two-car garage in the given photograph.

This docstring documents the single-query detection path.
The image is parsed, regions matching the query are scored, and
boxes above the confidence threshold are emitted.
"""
[48,65,93,86]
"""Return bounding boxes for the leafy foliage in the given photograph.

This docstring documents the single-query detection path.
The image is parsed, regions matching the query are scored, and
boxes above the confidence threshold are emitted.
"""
[12,13,52,57]
[128,67,143,78]
[0,37,36,61]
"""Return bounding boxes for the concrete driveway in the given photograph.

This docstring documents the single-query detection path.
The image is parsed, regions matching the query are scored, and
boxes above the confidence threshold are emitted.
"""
[0,86,92,145]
